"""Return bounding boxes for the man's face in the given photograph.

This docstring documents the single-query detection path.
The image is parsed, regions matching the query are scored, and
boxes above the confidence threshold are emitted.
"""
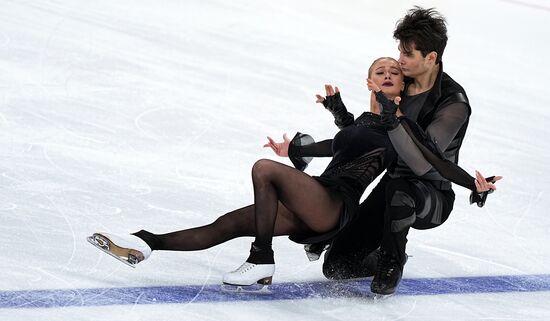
[397,42,431,78]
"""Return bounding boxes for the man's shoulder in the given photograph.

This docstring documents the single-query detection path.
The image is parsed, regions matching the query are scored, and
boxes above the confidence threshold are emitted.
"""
[440,72,469,107]
[441,72,466,94]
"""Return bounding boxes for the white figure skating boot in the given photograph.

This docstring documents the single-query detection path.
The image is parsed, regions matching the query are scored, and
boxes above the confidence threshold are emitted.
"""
[221,242,275,293]
[87,232,152,268]
[223,262,275,285]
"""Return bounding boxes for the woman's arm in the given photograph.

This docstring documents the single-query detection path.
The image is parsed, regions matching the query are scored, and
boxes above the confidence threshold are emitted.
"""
[316,85,355,129]
[264,133,333,171]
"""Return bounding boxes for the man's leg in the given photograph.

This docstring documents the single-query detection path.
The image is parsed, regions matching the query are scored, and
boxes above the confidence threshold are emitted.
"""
[371,178,453,295]
[322,174,389,279]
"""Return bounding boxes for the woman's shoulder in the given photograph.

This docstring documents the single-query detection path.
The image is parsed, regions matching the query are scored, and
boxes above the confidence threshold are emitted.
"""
[353,112,386,129]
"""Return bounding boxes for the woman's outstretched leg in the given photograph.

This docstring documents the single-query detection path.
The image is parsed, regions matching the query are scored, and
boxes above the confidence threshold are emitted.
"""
[89,159,344,278]
[133,203,310,251]
[89,200,315,267]
[136,159,343,254]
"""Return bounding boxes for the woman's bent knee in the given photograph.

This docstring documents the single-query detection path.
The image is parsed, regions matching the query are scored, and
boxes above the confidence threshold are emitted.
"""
[251,159,280,181]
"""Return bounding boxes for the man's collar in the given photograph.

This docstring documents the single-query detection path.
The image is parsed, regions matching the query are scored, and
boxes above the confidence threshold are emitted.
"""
[431,61,444,99]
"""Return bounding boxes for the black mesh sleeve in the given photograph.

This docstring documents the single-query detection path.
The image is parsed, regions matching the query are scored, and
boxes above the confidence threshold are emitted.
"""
[425,103,470,151]
[399,115,498,207]
[287,132,333,171]
[399,119,476,191]
[388,103,470,176]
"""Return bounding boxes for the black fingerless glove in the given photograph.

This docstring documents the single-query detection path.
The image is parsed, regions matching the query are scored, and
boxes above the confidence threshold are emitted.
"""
[469,176,496,207]
[323,92,354,129]
[374,91,399,129]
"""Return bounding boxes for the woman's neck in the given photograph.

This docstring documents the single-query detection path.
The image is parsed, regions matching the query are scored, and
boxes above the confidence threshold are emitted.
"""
[369,92,399,115]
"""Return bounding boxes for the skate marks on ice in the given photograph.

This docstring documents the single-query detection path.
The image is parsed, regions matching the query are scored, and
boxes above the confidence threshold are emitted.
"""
[3,274,550,309]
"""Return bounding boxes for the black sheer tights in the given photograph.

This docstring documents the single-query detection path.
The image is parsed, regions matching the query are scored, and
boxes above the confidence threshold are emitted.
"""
[135,159,344,256]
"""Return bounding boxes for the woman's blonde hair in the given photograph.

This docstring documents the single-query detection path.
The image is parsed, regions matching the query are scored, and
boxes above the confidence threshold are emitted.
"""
[367,57,400,77]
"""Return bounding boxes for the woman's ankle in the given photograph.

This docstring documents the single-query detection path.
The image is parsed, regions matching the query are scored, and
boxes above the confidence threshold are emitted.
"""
[246,242,274,264]
[132,230,161,250]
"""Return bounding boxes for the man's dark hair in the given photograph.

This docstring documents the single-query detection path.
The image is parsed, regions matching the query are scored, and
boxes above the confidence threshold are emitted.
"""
[393,6,448,64]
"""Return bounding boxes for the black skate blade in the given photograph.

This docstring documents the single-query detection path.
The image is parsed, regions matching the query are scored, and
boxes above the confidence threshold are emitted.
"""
[220,283,271,294]
[86,235,136,268]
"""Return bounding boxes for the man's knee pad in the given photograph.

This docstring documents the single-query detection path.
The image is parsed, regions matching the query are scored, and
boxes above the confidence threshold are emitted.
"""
[389,190,416,233]
[391,190,415,208]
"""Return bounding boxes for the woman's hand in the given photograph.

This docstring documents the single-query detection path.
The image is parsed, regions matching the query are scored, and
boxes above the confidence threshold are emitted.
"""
[368,78,402,115]
[315,84,353,129]
[263,134,290,157]
[315,84,339,104]
[474,170,503,193]
[367,78,381,93]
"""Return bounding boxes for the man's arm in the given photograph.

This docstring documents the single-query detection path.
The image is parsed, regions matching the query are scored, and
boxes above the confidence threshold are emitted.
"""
[388,102,469,176]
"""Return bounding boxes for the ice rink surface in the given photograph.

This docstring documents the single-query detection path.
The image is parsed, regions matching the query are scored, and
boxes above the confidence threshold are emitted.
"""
[1,0,550,320]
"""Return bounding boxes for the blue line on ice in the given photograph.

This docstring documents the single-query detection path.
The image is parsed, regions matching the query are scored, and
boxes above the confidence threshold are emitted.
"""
[2,274,549,309]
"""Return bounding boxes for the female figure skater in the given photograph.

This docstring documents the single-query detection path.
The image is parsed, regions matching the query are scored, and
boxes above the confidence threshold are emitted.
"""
[88,57,498,290]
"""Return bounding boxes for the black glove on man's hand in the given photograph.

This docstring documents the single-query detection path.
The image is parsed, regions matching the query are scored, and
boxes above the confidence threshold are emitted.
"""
[323,92,354,129]
[374,91,399,129]
[469,176,496,207]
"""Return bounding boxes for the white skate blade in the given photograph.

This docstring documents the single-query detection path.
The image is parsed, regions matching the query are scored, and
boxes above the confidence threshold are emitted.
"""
[87,234,138,268]
[220,283,271,294]
[372,292,395,300]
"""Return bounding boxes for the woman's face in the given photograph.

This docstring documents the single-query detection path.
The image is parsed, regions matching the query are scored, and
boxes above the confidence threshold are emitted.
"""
[368,58,404,97]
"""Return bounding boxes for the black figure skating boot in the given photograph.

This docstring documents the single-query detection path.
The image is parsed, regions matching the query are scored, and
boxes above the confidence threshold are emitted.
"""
[370,249,403,298]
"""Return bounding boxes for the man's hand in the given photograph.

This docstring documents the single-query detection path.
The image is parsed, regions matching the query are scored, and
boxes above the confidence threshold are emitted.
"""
[264,134,290,157]
[474,170,503,193]
[470,171,503,207]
